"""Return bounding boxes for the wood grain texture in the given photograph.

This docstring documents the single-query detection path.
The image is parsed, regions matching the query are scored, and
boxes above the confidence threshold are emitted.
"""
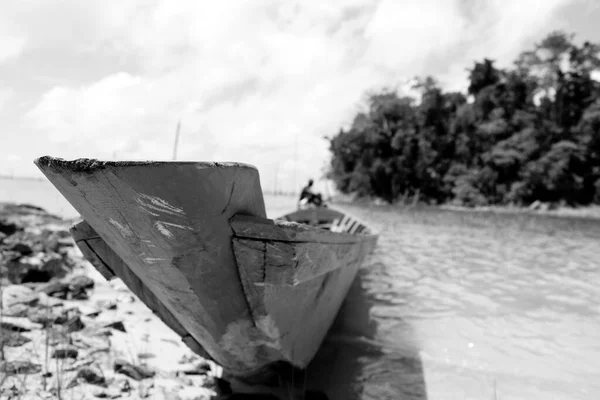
[232,229,376,368]
[230,214,371,244]
[279,208,345,225]
[231,212,376,286]
[70,220,211,360]
[35,157,271,378]
[231,208,377,368]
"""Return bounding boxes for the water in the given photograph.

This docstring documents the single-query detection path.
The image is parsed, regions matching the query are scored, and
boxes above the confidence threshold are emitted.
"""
[2,178,599,399]
[309,205,600,400]
[0,177,79,219]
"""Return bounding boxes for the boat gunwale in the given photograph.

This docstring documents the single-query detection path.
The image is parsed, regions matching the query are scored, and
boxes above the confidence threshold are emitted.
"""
[34,156,259,172]
[230,214,377,245]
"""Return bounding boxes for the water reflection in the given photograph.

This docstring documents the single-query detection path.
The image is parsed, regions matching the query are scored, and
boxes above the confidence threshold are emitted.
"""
[331,204,600,400]
[306,265,427,400]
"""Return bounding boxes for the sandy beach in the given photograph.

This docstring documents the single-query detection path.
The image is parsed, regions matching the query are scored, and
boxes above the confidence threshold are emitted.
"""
[1,203,226,400]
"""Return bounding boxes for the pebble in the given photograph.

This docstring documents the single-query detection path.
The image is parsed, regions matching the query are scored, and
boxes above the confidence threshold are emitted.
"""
[114,359,155,380]
[76,366,107,386]
[0,327,31,347]
[52,345,79,359]
[0,360,42,375]
[64,315,86,332]
[1,315,43,331]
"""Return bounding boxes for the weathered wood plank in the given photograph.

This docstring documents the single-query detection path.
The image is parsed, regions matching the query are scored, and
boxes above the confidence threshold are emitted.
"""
[233,235,376,369]
[75,240,117,281]
[35,157,272,378]
[279,208,345,224]
[70,220,212,360]
[234,234,376,286]
[230,214,373,245]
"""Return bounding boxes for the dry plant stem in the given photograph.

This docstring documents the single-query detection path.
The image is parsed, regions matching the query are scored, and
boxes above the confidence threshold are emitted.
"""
[494,380,498,400]
[43,303,50,391]
[0,277,5,363]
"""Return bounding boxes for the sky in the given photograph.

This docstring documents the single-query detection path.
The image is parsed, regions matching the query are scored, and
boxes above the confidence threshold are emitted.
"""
[1,0,600,194]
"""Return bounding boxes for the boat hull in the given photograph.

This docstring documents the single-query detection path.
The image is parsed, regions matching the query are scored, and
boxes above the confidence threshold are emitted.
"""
[35,157,378,383]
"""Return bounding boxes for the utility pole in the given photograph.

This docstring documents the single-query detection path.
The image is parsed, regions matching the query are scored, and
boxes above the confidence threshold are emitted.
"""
[293,134,298,195]
[273,164,278,195]
[172,120,181,161]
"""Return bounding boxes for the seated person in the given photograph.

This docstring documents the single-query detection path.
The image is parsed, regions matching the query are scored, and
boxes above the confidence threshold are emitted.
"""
[298,179,324,207]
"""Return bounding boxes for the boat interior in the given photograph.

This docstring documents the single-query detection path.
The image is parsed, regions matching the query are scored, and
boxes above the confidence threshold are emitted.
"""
[279,207,372,235]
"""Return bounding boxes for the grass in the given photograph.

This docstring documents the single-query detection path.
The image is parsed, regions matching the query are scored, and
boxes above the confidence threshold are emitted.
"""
[0,277,147,400]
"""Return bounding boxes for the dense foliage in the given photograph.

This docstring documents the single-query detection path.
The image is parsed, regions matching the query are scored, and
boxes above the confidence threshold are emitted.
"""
[327,32,600,206]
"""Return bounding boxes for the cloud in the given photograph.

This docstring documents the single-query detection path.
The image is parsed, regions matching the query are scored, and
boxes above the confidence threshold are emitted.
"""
[0,17,27,63]
[0,88,14,112]
[6,0,581,193]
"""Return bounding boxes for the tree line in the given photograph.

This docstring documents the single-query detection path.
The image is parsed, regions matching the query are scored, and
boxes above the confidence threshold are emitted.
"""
[327,31,600,207]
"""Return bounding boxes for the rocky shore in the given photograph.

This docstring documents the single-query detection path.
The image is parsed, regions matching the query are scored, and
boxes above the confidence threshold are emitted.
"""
[0,203,227,400]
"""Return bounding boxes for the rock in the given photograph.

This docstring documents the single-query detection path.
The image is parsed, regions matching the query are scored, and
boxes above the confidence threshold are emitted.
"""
[179,360,211,376]
[137,352,155,360]
[28,308,70,327]
[138,381,153,398]
[0,231,7,242]
[76,366,107,386]
[6,252,68,284]
[9,242,33,255]
[66,377,80,389]
[52,345,79,359]
[37,292,64,308]
[178,354,200,364]
[1,316,43,331]
[0,327,31,347]
[0,219,18,236]
[67,275,95,299]
[117,378,132,393]
[0,360,42,375]
[64,315,86,332]
[38,280,70,298]
[56,237,74,248]
[72,334,109,351]
[1,284,38,308]
[69,304,101,318]
[93,388,121,399]
[114,359,155,380]
[63,358,94,372]
[3,303,29,317]
[105,301,117,310]
[116,294,135,303]
[175,386,217,400]
[104,320,126,333]
[40,254,69,281]
[46,327,72,346]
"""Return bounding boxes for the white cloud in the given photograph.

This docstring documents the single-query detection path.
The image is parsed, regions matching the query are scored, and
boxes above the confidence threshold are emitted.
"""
[0,16,27,63]
[0,88,14,111]
[3,0,582,193]
[0,36,26,63]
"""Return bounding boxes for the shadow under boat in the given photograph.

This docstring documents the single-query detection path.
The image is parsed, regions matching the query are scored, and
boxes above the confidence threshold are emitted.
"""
[304,262,428,400]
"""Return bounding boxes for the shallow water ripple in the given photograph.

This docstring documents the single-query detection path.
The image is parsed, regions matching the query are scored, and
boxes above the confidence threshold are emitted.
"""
[315,204,600,400]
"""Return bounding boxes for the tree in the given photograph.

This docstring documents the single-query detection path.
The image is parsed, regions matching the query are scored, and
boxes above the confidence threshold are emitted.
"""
[327,30,600,206]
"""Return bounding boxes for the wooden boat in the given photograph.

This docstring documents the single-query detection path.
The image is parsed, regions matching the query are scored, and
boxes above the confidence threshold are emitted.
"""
[34,156,378,384]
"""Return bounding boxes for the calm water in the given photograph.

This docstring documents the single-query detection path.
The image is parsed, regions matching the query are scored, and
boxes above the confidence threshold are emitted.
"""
[2,178,599,399]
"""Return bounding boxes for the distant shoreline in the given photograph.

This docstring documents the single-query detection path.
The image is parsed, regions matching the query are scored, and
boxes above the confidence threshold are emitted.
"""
[332,195,600,221]
[0,174,45,182]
